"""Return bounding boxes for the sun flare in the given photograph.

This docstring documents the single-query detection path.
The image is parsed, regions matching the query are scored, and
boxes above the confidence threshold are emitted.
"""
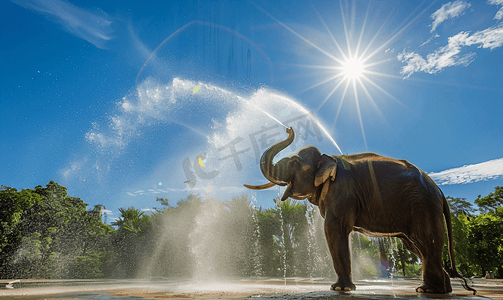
[256,0,415,151]
[342,58,365,80]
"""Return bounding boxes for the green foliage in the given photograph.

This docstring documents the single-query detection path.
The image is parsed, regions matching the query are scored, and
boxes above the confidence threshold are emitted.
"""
[404,262,422,276]
[256,204,281,276]
[0,181,114,279]
[111,206,154,278]
[0,186,41,261]
[467,208,503,277]
[442,212,476,276]
[389,238,418,277]
[155,197,171,208]
[113,207,152,234]
[74,250,107,278]
[352,234,380,277]
[442,191,503,278]
[446,196,476,216]
[475,186,503,214]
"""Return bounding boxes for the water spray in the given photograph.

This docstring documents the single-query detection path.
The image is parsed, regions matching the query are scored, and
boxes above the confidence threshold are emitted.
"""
[248,102,288,129]
[310,116,344,155]
[276,96,344,155]
[245,95,343,154]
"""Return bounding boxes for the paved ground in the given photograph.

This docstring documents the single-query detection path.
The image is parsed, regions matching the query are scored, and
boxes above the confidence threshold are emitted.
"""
[1,277,502,299]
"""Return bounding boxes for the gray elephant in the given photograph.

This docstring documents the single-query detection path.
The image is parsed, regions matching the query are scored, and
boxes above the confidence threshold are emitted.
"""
[245,128,475,294]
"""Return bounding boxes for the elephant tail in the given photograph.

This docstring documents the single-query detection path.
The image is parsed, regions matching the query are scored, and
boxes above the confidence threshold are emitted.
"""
[443,194,477,295]
[443,194,457,275]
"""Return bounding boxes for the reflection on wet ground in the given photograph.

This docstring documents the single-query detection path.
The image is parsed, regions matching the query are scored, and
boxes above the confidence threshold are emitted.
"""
[1,277,502,300]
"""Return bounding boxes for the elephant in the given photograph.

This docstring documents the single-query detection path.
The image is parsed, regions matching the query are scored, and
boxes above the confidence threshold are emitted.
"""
[244,127,475,294]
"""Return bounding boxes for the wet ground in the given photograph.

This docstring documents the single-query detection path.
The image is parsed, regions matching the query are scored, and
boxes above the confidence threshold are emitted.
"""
[1,277,502,299]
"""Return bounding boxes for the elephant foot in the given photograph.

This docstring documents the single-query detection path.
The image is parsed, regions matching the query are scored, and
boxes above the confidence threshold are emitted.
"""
[416,284,449,294]
[330,280,356,292]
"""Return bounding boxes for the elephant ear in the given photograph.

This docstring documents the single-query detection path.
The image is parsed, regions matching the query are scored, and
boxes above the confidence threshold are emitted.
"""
[314,154,338,187]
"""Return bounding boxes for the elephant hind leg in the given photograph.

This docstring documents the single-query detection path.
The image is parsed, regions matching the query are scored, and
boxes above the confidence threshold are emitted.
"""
[413,225,451,293]
[401,238,445,293]
[416,269,451,294]
[401,237,445,293]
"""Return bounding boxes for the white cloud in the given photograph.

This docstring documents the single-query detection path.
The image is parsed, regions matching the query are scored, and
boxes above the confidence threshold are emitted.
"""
[398,22,503,77]
[429,158,503,185]
[488,0,503,20]
[430,1,471,33]
[12,0,113,49]
[398,32,476,77]
[102,209,113,215]
[496,8,503,19]
[420,34,440,46]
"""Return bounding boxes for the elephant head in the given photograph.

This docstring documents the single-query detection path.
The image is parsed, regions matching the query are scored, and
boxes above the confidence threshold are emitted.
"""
[244,128,338,204]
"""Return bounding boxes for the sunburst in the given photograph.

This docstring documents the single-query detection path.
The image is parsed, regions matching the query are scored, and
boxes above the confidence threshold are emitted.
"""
[254,0,437,150]
[342,57,365,81]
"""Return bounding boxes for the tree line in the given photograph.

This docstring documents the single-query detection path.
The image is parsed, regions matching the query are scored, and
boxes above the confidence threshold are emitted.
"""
[1,181,502,279]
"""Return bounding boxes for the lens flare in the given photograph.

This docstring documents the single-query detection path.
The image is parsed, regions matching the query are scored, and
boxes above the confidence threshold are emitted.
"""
[254,1,433,150]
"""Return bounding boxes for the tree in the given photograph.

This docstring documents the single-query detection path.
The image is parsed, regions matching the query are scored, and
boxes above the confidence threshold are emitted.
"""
[388,238,419,277]
[442,212,477,276]
[475,186,503,214]
[1,182,113,279]
[155,197,171,209]
[442,196,478,276]
[446,196,476,217]
[279,199,309,277]
[221,195,257,276]
[112,207,151,234]
[73,205,115,278]
[112,207,154,278]
[257,203,281,276]
[467,208,503,277]
[0,186,41,269]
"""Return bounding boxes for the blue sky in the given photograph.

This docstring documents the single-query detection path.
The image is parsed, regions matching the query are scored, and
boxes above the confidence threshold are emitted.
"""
[1,0,502,222]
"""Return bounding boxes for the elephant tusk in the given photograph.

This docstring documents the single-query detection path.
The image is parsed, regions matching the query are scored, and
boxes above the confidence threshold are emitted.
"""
[243,182,277,190]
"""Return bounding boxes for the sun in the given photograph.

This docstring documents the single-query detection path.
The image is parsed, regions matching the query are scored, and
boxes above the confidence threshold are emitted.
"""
[342,57,365,80]
[254,0,416,151]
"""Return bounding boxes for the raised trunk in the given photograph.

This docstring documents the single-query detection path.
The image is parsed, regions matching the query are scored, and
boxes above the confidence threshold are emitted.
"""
[260,127,295,185]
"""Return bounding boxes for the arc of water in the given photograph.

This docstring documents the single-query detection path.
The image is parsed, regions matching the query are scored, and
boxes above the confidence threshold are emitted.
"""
[288,99,344,154]
[239,94,343,154]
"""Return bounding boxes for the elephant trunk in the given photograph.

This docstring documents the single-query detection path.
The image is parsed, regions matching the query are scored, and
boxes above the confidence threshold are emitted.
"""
[260,127,295,185]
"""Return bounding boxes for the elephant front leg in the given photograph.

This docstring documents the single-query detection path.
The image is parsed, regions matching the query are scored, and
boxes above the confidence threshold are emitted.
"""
[324,213,356,291]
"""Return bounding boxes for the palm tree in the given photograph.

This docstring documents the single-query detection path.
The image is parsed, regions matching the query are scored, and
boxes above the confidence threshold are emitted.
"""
[112,207,149,233]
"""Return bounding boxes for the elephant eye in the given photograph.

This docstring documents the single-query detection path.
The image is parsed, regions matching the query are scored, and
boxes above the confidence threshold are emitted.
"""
[290,157,301,167]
